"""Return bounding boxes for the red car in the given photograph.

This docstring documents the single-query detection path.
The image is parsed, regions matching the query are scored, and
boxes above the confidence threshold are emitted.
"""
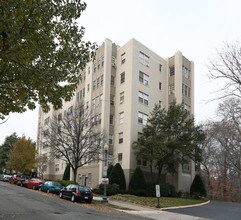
[9,174,20,184]
[26,178,44,190]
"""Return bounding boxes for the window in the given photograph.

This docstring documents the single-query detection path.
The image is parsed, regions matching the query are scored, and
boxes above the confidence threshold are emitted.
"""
[169,66,175,76]
[92,98,95,109]
[55,164,59,172]
[100,75,104,86]
[94,63,97,72]
[111,56,116,67]
[120,72,125,84]
[159,64,162,72]
[119,132,123,144]
[44,117,50,125]
[109,114,114,125]
[87,84,90,92]
[137,159,147,166]
[57,126,61,134]
[68,106,73,115]
[57,114,62,121]
[82,88,85,97]
[109,135,113,145]
[88,173,92,184]
[142,160,147,166]
[118,153,123,163]
[93,80,96,90]
[101,56,104,66]
[95,96,99,107]
[119,112,124,124]
[182,66,190,79]
[159,82,162,90]
[88,67,90,74]
[111,75,115,86]
[169,84,175,95]
[138,112,148,125]
[43,142,48,149]
[96,114,101,124]
[182,157,191,173]
[138,91,149,105]
[82,71,86,81]
[139,51,149,66]
[159,101,162,108]
[182,84,191,97]
[110,95,115,106]
[121,52,126,64]
[120,92,124,104]
[96,77,100,88]
[97,60,101,69]
[99,94,103,105]
[139,71,149,85]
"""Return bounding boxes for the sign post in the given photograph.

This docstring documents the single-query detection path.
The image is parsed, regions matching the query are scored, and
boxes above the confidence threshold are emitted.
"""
[155,185,161,208]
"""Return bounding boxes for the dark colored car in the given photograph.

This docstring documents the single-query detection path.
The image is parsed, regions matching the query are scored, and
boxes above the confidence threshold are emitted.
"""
[9,174,20,184]
[26,178,44,190]
[59,184,93,203]
[17,175,31,187]
[39,181,63,194]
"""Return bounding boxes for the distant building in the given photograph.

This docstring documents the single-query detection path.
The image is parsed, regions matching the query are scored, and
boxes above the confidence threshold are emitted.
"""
[36,38,194,192]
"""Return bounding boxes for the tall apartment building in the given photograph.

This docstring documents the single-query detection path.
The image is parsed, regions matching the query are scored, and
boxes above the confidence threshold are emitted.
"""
[36,38,194,192]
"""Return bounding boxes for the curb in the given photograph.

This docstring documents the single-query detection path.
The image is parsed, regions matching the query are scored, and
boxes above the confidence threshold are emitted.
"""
[161,200,210,210]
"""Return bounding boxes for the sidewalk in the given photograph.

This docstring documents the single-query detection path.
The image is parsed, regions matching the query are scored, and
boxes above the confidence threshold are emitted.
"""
[93,196,210,220]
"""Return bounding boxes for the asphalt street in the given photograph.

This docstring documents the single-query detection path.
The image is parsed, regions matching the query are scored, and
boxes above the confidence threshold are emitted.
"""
[168,200,241,220]
[0,182,148,220]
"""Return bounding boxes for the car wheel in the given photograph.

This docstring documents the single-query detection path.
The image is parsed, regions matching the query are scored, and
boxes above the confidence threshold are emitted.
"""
[59,192,63,198]
[47,189,50,194]
[32,185,36,190]
[71,195,75,202]
[86,199,92,204]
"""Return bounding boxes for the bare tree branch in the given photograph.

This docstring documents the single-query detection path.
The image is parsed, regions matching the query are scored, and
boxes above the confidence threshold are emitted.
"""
[42,103,105,182]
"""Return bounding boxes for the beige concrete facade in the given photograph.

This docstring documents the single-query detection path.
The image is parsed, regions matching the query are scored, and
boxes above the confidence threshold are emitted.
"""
[36,38,195,192]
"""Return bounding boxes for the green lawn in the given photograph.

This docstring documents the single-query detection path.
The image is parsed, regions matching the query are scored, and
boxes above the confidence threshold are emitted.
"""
[109,194,208,208]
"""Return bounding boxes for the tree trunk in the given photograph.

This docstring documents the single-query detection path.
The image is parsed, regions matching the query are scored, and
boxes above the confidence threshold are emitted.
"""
[73,168,77,183]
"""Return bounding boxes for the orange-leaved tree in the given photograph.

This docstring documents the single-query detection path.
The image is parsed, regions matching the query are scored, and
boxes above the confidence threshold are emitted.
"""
[6,137,35,174]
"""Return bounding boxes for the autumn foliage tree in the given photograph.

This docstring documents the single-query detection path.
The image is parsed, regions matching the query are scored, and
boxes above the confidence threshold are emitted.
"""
[6,137,35,174]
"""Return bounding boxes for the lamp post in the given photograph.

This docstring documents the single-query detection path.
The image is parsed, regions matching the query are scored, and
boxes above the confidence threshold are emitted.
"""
[102,143,109,203]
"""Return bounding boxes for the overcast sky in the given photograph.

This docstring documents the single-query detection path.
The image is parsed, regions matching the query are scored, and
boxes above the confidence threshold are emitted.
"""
[1,0,241,144]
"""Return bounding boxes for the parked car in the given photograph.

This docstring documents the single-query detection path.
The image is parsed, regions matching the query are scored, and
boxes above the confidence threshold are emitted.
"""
[59,184,93,203]
[9,174,20,184]
[26,178,44,190]
[1,174,12,182]
[17,175,31,187]
[39,181,63,194]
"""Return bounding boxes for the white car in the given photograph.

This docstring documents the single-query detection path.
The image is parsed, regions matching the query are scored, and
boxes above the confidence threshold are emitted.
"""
[2,174,12,182]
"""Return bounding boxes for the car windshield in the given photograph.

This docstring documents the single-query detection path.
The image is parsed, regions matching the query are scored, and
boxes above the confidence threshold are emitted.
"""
[53,182,61,186]
[79,186,91,192]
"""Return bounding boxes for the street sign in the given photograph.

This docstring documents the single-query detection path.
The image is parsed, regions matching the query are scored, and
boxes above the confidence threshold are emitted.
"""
[155,185,160,198]
[102,178,109,185]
